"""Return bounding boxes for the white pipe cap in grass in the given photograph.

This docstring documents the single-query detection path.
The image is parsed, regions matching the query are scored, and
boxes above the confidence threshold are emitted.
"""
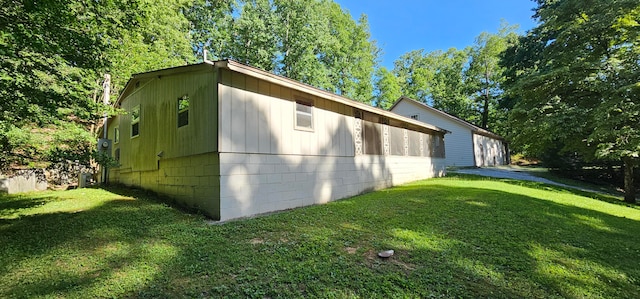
[378,249,394,258]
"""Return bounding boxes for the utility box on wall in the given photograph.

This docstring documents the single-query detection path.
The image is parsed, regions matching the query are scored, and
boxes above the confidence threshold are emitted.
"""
[97,138,112,184]
[97,138,112,155]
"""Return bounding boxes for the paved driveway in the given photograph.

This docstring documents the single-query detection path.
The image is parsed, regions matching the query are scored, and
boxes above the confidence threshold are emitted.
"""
[451,167,573,188]
[450,167,625,199]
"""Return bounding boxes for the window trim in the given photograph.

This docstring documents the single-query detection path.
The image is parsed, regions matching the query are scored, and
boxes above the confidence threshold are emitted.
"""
[177,95,189,128]
[131,105,140,138]
[294,99,314,132]
[113,126,120,144]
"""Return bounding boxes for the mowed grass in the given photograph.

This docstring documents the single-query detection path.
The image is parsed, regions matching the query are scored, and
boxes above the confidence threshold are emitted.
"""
[1,174,640,298]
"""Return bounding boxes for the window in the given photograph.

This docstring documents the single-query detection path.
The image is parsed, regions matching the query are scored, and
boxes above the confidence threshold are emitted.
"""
[295,100,313,130]
[178,95,189,127]
[113,127,120,144]
[409,114,419,120]
[114,148,120,162]
[131,105,140,137]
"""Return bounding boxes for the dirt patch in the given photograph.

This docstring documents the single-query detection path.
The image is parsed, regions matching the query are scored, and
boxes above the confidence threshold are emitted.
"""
[345,247,358,254]
[363,249,417,274]
[249,238,264,245]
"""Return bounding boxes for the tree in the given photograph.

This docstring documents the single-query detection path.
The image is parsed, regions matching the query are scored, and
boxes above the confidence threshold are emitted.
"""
[186,0,235,60]
[373,67,402,109]
[502,0,640,202]
[107,0,197,94]
[226,0,278,71]
[467,23,519,130]
[320,9,378,102]
[189,0,379,103]
[393,48,476,121]
[0,0,197,169]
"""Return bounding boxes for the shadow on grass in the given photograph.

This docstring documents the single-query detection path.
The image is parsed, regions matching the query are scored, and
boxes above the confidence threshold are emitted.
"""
[0,193,54,219]
[1,182,639,298]
[374,182,640,298]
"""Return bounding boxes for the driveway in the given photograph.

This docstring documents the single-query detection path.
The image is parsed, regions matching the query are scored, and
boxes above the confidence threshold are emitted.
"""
[450,166,625,199]
[450,167,584,190]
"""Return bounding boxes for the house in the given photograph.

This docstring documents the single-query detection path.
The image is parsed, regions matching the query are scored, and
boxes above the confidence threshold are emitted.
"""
[104,60,448,221]
[390,96,509,167]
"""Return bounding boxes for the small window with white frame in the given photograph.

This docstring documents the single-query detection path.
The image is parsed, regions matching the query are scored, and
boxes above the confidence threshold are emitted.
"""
[178,95,189,128]
[131,105,140,137]
[295,100,314,131]
[114,127,120,144]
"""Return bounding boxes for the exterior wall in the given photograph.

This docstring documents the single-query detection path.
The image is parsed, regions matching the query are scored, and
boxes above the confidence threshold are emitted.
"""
[218,153,446,221]
[473,134,508,167]
[391,100,475,167]
[218,70,354,156]
[107,65,221,218]
[217,72,446,220]
[107,64,448,221]
[111,152,221,218]
[109,66,217,174]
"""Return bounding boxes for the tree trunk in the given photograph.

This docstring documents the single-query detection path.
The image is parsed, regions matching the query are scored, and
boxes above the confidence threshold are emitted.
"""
[623,156,636,203]
[482,92,490,129]
[481,64,490,129]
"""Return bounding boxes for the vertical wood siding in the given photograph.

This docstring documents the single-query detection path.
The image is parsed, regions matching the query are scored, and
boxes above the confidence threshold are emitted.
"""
[473,134,508,167]
[218,71,355,157]
[391,100,475,166]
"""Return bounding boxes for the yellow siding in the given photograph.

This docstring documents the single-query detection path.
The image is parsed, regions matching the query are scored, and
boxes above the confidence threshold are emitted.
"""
[109,69,217,172]
[106,67,221,219]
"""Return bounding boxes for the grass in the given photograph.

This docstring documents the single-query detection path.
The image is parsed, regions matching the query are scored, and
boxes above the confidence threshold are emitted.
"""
[526,168,627,196]
[1,174,640,298]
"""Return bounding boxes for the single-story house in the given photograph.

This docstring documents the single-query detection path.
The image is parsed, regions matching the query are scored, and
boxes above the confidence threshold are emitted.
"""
[104,60,448,221]
[390,96,509,167]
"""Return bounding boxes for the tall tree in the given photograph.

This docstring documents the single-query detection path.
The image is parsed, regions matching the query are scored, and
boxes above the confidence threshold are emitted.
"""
[272,0,331,89]
[467,23,519,129]
[393,48,476,121]
[503,0,640,202]
[107,0,196,94]
[0,1,106,125]
[373,67,402,109]
[227,0,278,71]
[190,0,379,103]
[320,6,378,102]
[186,0,235,60]
[0,0,197,169]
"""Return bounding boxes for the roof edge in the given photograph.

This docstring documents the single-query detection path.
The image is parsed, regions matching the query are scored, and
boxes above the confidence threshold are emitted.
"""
[111,60,451,134]
[391,96,504,140]
[217,60,450,134]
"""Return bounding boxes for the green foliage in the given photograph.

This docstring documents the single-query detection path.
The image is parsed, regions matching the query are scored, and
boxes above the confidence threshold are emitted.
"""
[190,0,379,103]
[0,1,104,125]
[0,123,42,168]
[1,176,639,297]
[92,151,120,169]
[502,0,640,199]
[0,0,197,170]
[373,67,402,109]
[45,123,95,164]
[388,26,517,133]
[466,22,519,131]
[0,122,94,169]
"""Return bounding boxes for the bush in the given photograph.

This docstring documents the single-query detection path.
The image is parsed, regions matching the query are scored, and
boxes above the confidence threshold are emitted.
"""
[0,121,94,171]
[0,122,45,169]
[44,122,94,165]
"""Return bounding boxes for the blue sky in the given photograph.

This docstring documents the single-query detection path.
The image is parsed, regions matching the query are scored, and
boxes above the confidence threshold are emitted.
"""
[333,0,539,68]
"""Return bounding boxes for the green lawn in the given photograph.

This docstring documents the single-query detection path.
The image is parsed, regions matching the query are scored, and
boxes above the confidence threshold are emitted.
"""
[1,174,639,298]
